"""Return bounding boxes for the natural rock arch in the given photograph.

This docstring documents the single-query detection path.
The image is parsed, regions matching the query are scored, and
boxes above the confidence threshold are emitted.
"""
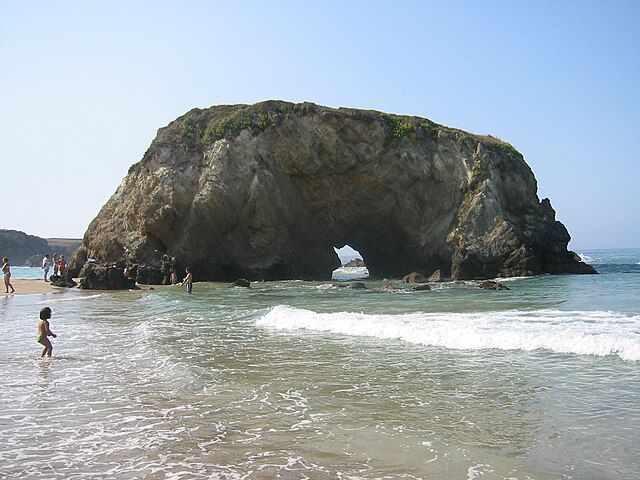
[70,101,595,284]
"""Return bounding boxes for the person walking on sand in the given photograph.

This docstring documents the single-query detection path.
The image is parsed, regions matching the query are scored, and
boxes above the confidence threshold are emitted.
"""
[182,267,193,293]
[42,254,51,281]
[37,307,57,358]
[3,257,15,293]
[59,255,66,276]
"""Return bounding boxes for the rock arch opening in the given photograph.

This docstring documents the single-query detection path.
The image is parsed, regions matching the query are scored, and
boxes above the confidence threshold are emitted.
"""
[332,245,369,281]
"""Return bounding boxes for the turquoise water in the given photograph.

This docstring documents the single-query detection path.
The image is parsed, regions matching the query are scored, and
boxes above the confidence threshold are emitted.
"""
[0,249,638,479]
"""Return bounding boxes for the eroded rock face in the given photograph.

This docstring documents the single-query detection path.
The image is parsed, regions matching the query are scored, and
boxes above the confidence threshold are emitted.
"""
[71,101,596,283]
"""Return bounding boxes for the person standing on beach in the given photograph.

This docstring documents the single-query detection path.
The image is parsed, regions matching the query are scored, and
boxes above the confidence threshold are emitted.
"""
[3,257,15,293]
[182,267,193,293]
[37,307,57,358]
[42,254,50,281]
[59,255,66,276]
[52,253,59,276]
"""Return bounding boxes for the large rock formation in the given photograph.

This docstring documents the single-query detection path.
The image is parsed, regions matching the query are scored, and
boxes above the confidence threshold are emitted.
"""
[71,101,595,283]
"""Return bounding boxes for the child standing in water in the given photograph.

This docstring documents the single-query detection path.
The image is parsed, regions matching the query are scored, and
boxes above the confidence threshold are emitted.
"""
[182,267,193,293]
[37,307,57,357]
[3,257,15,293]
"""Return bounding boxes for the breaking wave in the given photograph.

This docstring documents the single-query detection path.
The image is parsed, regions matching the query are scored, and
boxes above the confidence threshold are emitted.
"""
[578,253,593,263]
[256,306,640,361]
[331,266,369,281]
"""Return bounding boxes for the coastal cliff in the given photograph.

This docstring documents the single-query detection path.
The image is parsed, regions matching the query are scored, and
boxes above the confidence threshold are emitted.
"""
[71,101,595,283]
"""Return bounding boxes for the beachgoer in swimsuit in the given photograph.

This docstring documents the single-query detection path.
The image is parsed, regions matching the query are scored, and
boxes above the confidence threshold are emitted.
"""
[42,254,50,281]
[170,269,178,285]
[182,267,193,293]
[37,307,57,358]
[3,257,15,293]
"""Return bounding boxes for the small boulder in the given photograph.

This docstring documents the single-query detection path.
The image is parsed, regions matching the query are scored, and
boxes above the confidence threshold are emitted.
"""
[351,282,367,289]
[78,263,137,290]
[412,283,432,291]
[401,271,428,283]
[477,280,510,290]
[427,269,447,282]
[50,275,78,288]
[231,279,251,288]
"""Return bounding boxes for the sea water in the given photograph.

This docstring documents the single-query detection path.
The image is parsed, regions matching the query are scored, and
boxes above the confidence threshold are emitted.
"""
[1,249,639,479]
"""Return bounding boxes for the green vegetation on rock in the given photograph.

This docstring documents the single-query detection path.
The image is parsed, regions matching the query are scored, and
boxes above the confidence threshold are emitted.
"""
[495,141,520,160]
[382,114,413,145]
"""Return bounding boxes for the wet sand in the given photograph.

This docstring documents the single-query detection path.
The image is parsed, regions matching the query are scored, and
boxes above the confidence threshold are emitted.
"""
[2,280,168,295]
[2,279,72,296]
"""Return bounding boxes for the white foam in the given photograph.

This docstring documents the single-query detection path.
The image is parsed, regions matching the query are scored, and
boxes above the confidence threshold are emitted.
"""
[578,253,592,263]
[256,306,640,361]
[37,294,103,304]
[331,266,369,281]
[492,275,532,282]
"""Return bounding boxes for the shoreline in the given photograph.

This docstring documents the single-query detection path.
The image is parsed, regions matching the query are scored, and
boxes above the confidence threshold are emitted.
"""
[2,279,171,296]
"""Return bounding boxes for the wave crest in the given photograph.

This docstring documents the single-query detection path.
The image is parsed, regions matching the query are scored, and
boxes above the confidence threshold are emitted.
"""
[256,306,640,361]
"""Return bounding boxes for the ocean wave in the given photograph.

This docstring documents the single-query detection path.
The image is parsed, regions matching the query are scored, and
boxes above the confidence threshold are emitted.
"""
[332,266,369,281]
[577,253,593,263]
[37,294,104,304]
[256,306,640,361]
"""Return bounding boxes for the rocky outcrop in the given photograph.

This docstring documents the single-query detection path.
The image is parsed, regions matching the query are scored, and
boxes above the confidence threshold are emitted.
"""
[49,275,78,288]
[477,280,510,290]
[427,269,447,282]
[78,264,137,290]
[71,101,596,284]
[402,271,429,283]
[344,258,366,267]
[231,279,251,288]
[412,283,432,291]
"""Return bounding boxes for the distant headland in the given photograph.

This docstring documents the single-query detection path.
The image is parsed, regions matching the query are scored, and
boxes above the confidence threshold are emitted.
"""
[0,229,81,266]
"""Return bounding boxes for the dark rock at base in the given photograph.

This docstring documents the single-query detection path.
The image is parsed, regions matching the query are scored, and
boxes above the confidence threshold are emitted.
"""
[351,282,367,289]
[412,283,432,291]
[427,270,447,282]
[402,271,428,283]
[136,265,164,285]
[544,260,598,275]
[344,258,366,268]
[50,275,77,288]
[477,280,510,290]
[78,263,137,290]
[231,279,251,288]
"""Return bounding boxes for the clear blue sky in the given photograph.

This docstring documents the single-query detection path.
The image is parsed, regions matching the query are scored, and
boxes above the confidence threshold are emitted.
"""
[1,1,638,248]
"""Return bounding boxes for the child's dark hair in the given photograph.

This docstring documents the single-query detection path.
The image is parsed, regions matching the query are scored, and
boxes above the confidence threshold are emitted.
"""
[2,257,7,263]
[40,307,52,320]
[186,267,191,272]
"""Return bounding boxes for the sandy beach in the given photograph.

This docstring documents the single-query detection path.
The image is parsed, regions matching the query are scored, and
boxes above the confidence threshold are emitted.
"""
[2,279,168,296]
[2,279,73,296]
